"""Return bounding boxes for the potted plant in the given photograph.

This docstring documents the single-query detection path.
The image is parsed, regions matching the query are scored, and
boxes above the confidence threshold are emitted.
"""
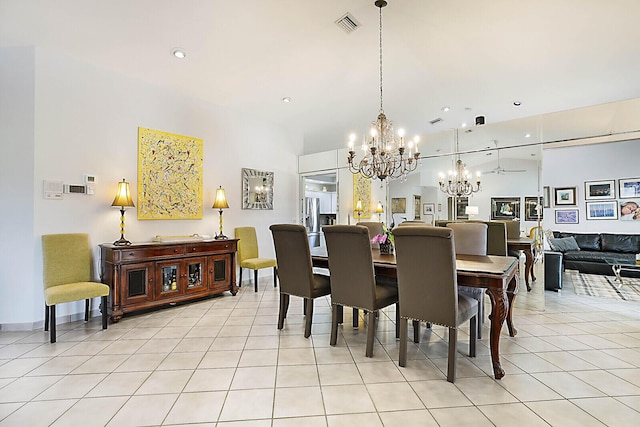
[371,225,394,254]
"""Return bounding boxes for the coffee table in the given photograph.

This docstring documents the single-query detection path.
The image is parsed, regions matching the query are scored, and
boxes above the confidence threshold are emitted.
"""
[605,259,640,288]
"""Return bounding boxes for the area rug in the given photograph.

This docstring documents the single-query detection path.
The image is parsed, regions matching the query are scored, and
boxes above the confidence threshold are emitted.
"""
[569,270,640,302]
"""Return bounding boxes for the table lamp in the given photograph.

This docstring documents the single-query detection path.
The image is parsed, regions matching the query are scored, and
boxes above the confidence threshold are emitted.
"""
[355,200,363,221]
[375,201,384,222]
[213,186,229,239]
[465,205,479,220]
[112,179,135,246]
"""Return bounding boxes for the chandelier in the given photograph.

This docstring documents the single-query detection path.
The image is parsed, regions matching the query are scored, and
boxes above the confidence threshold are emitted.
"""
[347,0,420,182]
[439,129,481,197]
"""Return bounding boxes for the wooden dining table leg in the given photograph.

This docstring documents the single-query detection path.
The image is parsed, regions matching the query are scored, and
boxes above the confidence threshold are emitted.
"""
[485,287,509,380]
[506,276,519,337]
[523,247,534,291]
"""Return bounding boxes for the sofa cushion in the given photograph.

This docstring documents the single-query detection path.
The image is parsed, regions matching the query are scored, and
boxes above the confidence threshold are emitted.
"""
[548,236,580,252]
[555,232,601,251]
[563,250,635,265]
[600,233,640,253]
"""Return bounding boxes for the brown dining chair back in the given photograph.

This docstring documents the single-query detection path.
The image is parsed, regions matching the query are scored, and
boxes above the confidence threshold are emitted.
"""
[323,225,399,357]
[446,222,488,256]
[394,225,477,382]
[356,221,384,239]
[269,224,331,338]
[396,220,427,227]
[485,221,508,256]
[447,222,488,339]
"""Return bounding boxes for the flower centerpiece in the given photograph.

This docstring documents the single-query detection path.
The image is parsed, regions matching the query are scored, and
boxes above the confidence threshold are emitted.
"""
[371,225,394,254]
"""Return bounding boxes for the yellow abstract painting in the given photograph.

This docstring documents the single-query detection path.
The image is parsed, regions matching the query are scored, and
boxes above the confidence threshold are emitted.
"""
[138,127,203,220]
[353,174,371,219]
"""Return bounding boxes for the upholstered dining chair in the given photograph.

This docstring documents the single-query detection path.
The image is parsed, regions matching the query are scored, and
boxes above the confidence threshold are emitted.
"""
[484,221,508,257]
[41,233,110,343]
[394,226,477,382]
[323,225,399,357]
[235,226,277,292]
[269,224,332,338]
[447,222,488,339]
[356,221,384,249]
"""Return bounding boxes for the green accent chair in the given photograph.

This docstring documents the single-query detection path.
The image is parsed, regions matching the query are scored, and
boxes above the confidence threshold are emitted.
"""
[42,233,110,343]
[235,227,277,292]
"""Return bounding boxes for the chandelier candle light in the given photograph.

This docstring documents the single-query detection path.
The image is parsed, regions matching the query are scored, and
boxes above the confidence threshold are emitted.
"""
[347,0,420,182]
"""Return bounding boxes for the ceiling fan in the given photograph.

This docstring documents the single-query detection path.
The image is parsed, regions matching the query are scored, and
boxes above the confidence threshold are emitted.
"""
[482,141,526,175]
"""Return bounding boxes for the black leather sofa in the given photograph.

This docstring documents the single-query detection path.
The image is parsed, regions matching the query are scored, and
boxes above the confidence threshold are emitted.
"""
[551,231,640,276]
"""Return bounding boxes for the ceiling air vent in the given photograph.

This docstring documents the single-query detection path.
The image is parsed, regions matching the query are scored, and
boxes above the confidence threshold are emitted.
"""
[429,117,443,125]
[335,12,361,34]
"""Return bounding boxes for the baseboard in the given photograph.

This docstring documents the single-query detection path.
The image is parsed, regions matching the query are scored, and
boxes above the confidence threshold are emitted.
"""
[0,308,103,331]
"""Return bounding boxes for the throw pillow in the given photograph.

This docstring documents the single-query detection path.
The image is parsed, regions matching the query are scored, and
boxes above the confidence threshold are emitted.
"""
[548,236,581,252]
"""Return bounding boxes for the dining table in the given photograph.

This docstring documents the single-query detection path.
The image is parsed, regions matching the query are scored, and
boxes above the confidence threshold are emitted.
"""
[507,237,536,291]
[311,246,520,380]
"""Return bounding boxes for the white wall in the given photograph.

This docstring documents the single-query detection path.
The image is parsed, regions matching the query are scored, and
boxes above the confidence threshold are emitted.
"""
[543,140,640,233]
[0,46,303,328]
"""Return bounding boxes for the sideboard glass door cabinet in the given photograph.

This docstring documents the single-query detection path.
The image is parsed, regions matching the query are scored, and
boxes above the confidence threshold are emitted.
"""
[100,239,238,322]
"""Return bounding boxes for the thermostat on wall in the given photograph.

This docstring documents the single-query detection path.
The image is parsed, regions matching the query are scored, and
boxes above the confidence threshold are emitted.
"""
[64,184,87,194]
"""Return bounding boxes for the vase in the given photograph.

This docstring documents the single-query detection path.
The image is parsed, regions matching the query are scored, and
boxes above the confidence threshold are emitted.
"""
[379,242,393,254]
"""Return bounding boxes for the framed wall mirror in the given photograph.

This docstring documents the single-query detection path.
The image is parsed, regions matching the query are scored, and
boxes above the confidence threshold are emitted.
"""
[242,168,274,209]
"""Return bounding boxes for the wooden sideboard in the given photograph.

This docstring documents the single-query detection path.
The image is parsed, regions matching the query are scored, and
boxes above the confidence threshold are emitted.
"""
[100,239,238,322]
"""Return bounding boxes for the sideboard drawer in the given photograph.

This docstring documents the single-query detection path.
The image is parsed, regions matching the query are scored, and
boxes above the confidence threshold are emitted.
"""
[120,246,185,261]
[187,241,235,254]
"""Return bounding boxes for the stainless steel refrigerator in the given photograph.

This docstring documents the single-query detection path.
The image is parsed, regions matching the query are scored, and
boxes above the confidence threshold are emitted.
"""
[305,197,320,247]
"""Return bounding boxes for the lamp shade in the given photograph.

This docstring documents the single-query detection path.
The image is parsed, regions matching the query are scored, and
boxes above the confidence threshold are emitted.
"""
[465,205,479,215]
[212,186,229,209]
[355,200,363,212]
[112,179,135,208]
[375,201,384,214]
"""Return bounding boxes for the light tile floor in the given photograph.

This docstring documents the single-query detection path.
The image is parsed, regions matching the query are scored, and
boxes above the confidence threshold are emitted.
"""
[1,262,640,426]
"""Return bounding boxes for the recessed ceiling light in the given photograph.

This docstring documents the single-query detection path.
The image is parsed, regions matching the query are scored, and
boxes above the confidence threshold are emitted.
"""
[461,122,467,128]
[525,133,531,138]
[441,106,450,112]
[171,48,187,59]
[513,101,522,106]
[282,97,292,103]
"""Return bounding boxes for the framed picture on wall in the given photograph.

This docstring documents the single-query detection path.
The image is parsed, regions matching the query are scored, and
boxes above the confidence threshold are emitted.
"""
[422,203,435,215]
[414,195,421,219]
[586,201,618,220]
[391,197,406,213]
[555,209,579,224]
[491,197,520,220]
[620,200,640,220]
[619,177,640,198]
[524,196,543,221]
[584,180,615,200]
[554,187,577,206]
[448,197,468,220]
